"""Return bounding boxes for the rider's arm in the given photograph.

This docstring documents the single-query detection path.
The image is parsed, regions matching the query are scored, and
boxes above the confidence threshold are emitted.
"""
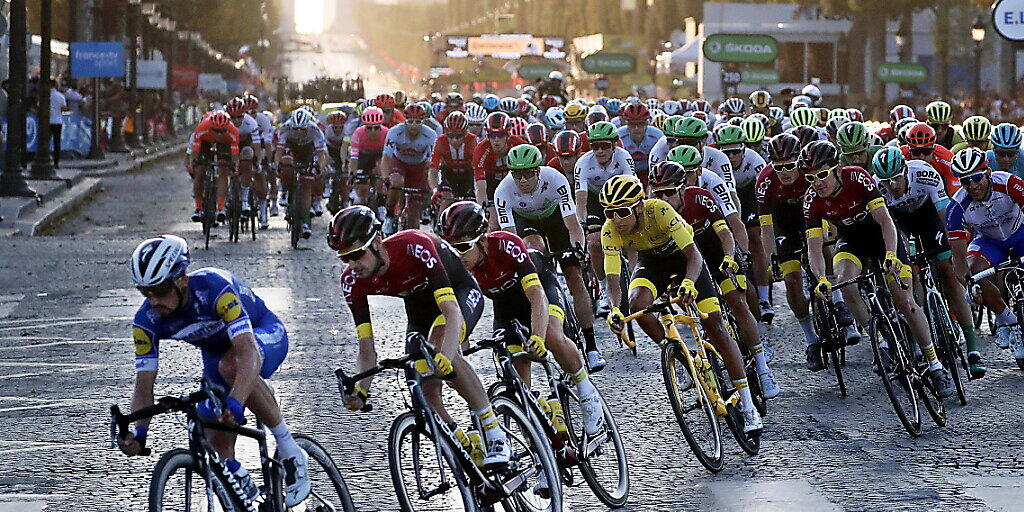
[504,236,549,339]
[945,198,971,279]
[549,170,584,247]
[759,214,776,259]
[222,332,262,407]
[131,370,157,432]
[867,197,900,255]
[601,225,624,305]
[428,138,445,191]
[728,211,749,253]
[662,208,703,283]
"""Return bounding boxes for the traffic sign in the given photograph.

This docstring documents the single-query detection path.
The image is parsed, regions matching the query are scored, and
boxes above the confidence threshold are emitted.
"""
[993,0,1024,41]
[702,34,778,63]
[581,52,636,74]
[517,62,558,80]
[742,68,779,84]
[875,62,927,84]
[69,42,125,78]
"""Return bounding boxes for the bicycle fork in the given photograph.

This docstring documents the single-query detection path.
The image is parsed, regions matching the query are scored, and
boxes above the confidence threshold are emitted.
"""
[664,313,730,417]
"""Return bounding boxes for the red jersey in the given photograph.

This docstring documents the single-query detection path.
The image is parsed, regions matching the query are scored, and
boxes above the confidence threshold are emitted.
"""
[473,136,526,181]
[430,133,479,172]
[803,166,884,235]
[756,164,811,217]
[191,118,240,155]
[383,110,406,129]
[899,144,959,195]
[468,231,538,297]
[679,187,725,236]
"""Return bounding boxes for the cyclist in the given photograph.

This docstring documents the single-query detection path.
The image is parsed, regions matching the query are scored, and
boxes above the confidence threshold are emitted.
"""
[375,93,406,128]
[548,129,584,185]
[324,110,350,215]
[564,102,589,135]
[926,101,957,149]
[836,121,884,168]
[120,235,310,506]
[950,116,992,154]
[382,103,438,233]
[898,122,958,195]
[947,148,1024,360]
[330,206,511,468]
[494,144,605,370]
[748,90,773,119]
[244,95,275,225]
[648,117,736,202]
[802,140,955,398]
[464,103,487,137]
[525,122,556,162]
[189,111,239,223]
[224,99,263,218]
[429,111,478,214]
[348,107,389,208]
[435,92,465,123]
[741,115,769,160]
[617,103,664,183]
[871,147,987,377]
[474,112,526,230]
[648,163,780,398]
[600,175,764,432]
[986,123,1024,178]
[276,109,329,239]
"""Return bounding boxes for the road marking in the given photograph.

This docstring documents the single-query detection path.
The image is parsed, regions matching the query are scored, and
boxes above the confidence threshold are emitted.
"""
[707,479,843,511]
[0,499,48,512]
[0,317,132,332]
[80,288,140,318]
[0,294,24,319]
[0,362,106,380]
[961,476,1024,512]
[0,440,92,454]
[0,396,76,413]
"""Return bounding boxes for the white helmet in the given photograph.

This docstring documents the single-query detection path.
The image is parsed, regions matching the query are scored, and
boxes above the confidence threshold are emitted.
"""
[544,107,566,129]
[548,70,563,81]
[131,235,190,288]
[289,108,315,127]
[662,100,682,116]
[800,84,822,104]
[464,103,487,124]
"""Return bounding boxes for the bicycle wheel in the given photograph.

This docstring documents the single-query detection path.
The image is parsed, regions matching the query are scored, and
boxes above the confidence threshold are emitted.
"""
[709,350,761,456]
[228,178,241,243]
[722,310,767,416]
[870,315,922,437]
[202,173,217,250]
[617,268,637,356]
[928,293,966,406]
[660,341,724,473]
[148,448,233,512]
[288,180,301,249]
[273,434,356,512]
[388,412,477,512]
[559,385,630,508]
[491,395,563,512]
[829,346,847,398]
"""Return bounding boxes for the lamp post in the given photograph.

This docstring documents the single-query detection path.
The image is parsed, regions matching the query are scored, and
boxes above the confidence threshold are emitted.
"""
[972,17,986,112]
[31,0,58,179]
[0,0,35,196]
[125,0,142,148]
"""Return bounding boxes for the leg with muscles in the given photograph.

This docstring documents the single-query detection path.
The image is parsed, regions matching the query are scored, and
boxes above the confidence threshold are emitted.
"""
[215,160,230,219]
[723,281,779,399]
[191,165,206,221]
[627,281,662,343]
[545,307,604,434]
[832,252,866,344]
[780,261,818,348]
[238,147,255,212]
[969,240,1022,352]
[701,306,763,433]
[890,271,956,398]
[252,166,270,229]
[565,264,603,368]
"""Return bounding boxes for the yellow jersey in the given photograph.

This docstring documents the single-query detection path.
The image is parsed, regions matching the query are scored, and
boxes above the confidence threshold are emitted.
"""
[601,199,695,275]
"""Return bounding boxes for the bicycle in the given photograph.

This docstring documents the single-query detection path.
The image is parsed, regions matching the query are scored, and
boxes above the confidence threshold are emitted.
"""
[795,251,849,398]
[384,187,426,236]
[465,321,629,508]
[197,157,222,251]
[109,385,355,512]
[326,158,350,215]
[227,173,257,243]
[970,254,1024,371]
[337,335,560,512]
[619,294,760,473]
[833,269,946,437]
[719,273,768,416]
[285,161,318,249]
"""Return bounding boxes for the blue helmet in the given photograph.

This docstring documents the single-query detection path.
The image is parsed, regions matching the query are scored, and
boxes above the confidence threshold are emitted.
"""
[596,97,610,108]
[606,98,622,116]
[432,102,445,117]
[482,95,499,112]
[990,123,1022,150]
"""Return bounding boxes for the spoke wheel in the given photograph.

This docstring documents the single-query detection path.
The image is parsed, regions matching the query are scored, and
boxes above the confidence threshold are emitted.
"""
[560,385,630,508]
[491,396,563,512]
[149,448,233,512]
[388,412,477,512]
[278,434,357,512]
[928,293,967,406]
[709,351,761,456]
[870,316,922,437]
[660,341,724,473]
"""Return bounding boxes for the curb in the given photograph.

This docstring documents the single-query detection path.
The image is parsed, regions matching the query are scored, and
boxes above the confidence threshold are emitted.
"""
[8,177,103,236]
[78,142,184,177]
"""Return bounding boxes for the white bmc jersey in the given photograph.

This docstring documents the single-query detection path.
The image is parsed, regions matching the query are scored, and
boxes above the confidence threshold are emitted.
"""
[696,169,738,217]
[494,166,576,228]
[254,111,275,143]
[648,139,735,190]
[236,114,262,144]
[574,147,635,195]
[732,148,767,189]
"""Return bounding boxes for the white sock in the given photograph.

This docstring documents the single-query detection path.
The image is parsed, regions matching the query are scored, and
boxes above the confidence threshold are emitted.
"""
[996,307,1017,326]
[756,285,770,303]
[733,379,755,410]
[573,368,597,396]
[269,420,302,459]
[831,289,844,303]
[475,406,506,442]
[750,344,769,373]
[797,316,817,346]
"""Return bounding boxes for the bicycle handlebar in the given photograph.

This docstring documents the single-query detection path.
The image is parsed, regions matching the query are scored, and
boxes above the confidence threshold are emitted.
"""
[109,388,218,456]
[970,255,1024,283]
[335,335,451,413]
[620,296,708,324]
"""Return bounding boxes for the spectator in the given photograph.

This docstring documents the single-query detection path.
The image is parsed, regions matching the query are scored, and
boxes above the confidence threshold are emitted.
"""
[62,79,85,116]
[49,78,67,167]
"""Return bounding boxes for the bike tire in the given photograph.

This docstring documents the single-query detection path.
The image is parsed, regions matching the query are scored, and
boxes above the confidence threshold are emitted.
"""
[709,350,761,456]
[286,434,357,512]
[148,448,235,512]
[228,179,241,243]
[202,173,217,251]
[491,395,564,512]
[928,293,966,406]
[870,316,922,437]
[388,412,477,512]
[830,348,847,398]
[660,341,724,473]
[288,180,301,249]
[722,310,767,416]
[559,385,630,508]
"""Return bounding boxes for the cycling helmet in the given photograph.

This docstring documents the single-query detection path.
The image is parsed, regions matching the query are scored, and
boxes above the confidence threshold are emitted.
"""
[747,112,770,128]
[789,107,818,128]
[990,122,1022,149]
[950,147,989,177]
[662,100,682,116]
[365,98,376,108]
[553,130,582,156]
[327,110,347,125]
[430,93,442,102]
[486,111,511,133]
[894,118,918,144]
[749,90,772,109]
[375,93,396,109]
[769,106,785,125]
[827,108,847,121]
[798,140,839,170]
[599,175,645,208]
[714,124,746,146]
[564,102,588,120]
[436,201,487,243]
[464,103,487,124]
[328,205,381,252]
[650,161,688,187]
[226,97,246,115]
[691,111,710,123]
[539,95,558,111]
[845,108,864,122]
[925,101,952,124]
[835,121,869,152]
[667,145,703,167]
[587,121,618,141]
[889,104,915,124]
[621,103,650,123]
[905,122,937,148]
[499,97,519,114]
[643,98,660,112]
[446,91,464,104]
[431,102,445,118]
[482,95,500,112]
[720,97,745,116]
[800,84,822,105]
[651,112,668,132]
[131,235,190,288]
[741,117,767,143]
[210,111,233,129]
[692,99,712,114]
[242,95,259,112]
[515,98,531,116]
[361,107,385,125]
[444,111,469,133]
[506,144,545,170]
[508,117,529,139]
[768,133,802,162]
[526,123,548,146]
[826,116,850,138]
[870,133,886,146]
[544,107,566,129]
[548,70,563,80]
[674,117,709,138]
[404,103,427,120]
[961,116,993,142]
[872,147,907,180]
[586,109,610,126]
[790,95,813,110]
[606,98,622,115]
[788,125,820,148]
[393,90,407,108]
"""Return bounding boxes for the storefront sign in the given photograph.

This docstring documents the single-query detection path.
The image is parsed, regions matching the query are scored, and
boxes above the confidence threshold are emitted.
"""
[742,67,780,84]
[875,62,927,83]
[581,52,636,74]
[69,42,124,78]
[993,0,1024,41]
[702,34,778,63]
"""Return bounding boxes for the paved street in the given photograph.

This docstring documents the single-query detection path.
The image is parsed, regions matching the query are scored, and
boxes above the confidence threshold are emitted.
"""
[1,157,1023,511]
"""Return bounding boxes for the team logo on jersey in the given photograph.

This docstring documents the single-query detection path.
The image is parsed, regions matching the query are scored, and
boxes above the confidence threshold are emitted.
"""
[133,327,153,356]
[216,292,243,322]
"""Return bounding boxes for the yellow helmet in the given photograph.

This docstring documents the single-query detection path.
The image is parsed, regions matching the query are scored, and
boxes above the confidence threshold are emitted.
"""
[564,102,588,120]
[599,175,645,208]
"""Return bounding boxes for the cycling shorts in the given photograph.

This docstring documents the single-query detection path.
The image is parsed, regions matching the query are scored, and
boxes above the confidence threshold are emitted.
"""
[967,227,1024,267]
[769,209,804,275]
[357,151,383,173]
[629,248,721,314]
[513,211,579,268]
[392,161,429,190]
[404,277,485,353]
[585,191,604,232]
[438,168,475,198]
[833,233,912,279]
[492,254,566,343]
[892,208,951,260]
[737,184,759,227]
[201,314,289,389]
[695,230,747,295]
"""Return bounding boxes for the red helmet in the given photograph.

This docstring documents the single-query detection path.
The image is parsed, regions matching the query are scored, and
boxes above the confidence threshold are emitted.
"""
[845,108,863,123]
[361,106,385,125]
[444,111,468,133]
[486,112,511,133]
[403,103,427,120]
[209,111,231,129]
[539,95,558,110]
[327,110,347,125]
[508,117,528,139]
[376,93,396,109]
[242,95,259,112]
[889,104,915,124]
[552,130,582,156]
[225,97,246,115]
[620,103,650,123]
[905,122,936,148]
[515,98,531,116]
[526,123,548,146]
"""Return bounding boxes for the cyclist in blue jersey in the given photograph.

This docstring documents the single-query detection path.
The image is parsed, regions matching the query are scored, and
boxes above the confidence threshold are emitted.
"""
[616,103,664,183]
[986,123,1024,178]
[117,235,310,507]
[382,103,439,231]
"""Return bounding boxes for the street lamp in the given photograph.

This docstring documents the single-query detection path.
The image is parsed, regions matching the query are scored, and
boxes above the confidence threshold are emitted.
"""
[971,17,986,111]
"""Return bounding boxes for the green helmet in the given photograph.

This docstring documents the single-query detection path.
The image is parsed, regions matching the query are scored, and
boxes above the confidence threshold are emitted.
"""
[961,116,992,142]
[506,144,545,170]
[741,117,766,143]
[835,121,869,153]
[925,101,953,124]
[674,117,709,138]
[871,146,907,179]
[354,101,366,115]
[587,121,619,141]
[667,145,703,167]
[790,107,819,128]
[715,124,746,146]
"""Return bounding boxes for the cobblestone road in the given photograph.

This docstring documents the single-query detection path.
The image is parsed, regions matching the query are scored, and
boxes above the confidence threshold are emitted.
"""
[0,157,1022,511]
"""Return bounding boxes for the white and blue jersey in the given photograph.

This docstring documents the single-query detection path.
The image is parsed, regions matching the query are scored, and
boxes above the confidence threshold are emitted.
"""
[384,124,438,165]
[947,171,1024,265]
[986,149,1024,178]
[617,125,664,177]
[132,268,288,386]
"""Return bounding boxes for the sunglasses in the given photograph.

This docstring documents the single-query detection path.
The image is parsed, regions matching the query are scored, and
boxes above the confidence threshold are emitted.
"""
[138,281,175,298]
[604,206,636,219]
[909,147,933,157]
[774,161,798,172]
[683,166,702,175]
[449,132,465,139]
[451,234,483,254]
[878,173,905,185]
[959,172,988,184]
[721,147,744,155]
[511,168,539,181]
[366,125,381,130]
[651,188,678,199]
[928,123,949,129]
[995,149,1019,158]
[592,142,614,150]
[804,167,834,182]
[212,128,226,134]
[489,131,509,138]
[334,234,376,261]
[230,115,243,121]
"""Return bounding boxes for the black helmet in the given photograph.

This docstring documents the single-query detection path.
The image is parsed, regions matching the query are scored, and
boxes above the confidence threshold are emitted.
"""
[649,160,689,188]
[436,201,487,242]
[788,125,820,148]
[798,140,840,171]
[328,206,380,251]
[768,133,802,162]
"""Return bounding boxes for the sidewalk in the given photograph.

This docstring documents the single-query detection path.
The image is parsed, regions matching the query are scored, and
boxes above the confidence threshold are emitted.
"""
[0,138,185,236]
